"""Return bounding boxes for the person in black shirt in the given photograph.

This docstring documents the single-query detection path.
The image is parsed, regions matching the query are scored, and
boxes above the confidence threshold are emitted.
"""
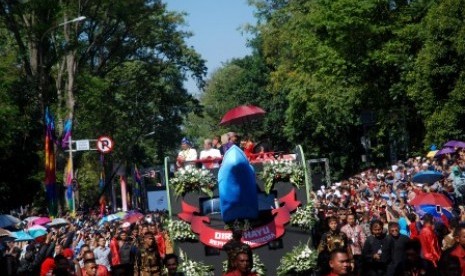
[386,222,410,276]
[361,220,391,276]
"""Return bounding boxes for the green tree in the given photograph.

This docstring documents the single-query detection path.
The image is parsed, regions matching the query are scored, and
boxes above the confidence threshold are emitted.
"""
[407,0,465,146]
[251,0,429,177]
[0,0,206,210]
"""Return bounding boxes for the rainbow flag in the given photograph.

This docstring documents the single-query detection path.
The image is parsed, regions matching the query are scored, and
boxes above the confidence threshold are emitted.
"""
[45,108,58,216]
[64,158,74,211]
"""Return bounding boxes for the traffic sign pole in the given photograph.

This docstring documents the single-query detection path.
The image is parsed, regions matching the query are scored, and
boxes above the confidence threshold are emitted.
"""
[69,135,76,215]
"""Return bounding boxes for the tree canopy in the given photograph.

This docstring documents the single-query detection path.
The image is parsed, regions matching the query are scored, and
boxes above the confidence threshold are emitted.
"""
[0,0,206,211]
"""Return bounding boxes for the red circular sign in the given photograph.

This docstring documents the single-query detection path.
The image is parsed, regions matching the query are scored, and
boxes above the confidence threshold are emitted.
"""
[97,136,114,153]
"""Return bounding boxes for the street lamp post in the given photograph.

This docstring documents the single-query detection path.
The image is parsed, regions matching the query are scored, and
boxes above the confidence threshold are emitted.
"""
[38,15,86,108]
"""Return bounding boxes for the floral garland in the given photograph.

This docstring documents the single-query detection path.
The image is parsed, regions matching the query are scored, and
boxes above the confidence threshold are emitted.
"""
[178,249,214,276]
[260,160,305,194]
[170,167,216,197]
[290,202,316,231]
[222,253,267,276]
[276,243,317,276]
[163,219,197,241]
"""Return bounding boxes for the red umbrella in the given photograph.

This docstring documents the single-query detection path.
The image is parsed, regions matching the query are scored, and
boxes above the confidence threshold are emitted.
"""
[409,192,453,208]
[219,105,266,126]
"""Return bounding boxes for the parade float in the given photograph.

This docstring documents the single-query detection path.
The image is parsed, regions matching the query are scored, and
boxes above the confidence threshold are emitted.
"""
[154,144,319,275]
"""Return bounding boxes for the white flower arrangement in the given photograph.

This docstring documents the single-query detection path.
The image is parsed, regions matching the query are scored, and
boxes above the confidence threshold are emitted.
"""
[222,253,267,276]
[290,202,316,231]
[170,167,216,197]
[178,249,214,276]
[260,160,304,194]
[277,243,317,276]
[163,219,197,241]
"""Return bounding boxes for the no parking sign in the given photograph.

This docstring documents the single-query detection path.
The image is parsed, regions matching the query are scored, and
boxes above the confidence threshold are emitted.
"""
[96,136,114,153]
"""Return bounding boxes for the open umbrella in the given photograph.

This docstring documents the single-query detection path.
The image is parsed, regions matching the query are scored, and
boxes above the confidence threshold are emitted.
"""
[416,205,453,219]
[219,105,266,126]
[98,214,122,226]
[23,216,40,225]
[27,225,47,231]
[0,228,11,237]
[443,140,465,148]
[27,228,48,239]
[11,230,34,241]
[31,217,51,226]
[411,170,443,184]
[114,211,127,219]
[409,192,453,208]
[426,150,438,158]
[124,212,144,224]
[0,214,21,229]
[47,218,69,227]
[434,147,456,157]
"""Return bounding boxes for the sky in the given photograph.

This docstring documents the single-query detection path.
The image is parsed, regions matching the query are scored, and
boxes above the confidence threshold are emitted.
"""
[165,0,256,94]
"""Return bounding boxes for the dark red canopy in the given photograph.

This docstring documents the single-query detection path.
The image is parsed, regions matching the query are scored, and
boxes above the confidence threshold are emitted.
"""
[219,105,266,126]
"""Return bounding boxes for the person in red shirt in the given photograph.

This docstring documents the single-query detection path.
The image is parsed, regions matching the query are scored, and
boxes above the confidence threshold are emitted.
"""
[223,251,257,276]
[439,224,465,276]
[327,248,352,276]
[418,214,441,267]
[407,213,419,239]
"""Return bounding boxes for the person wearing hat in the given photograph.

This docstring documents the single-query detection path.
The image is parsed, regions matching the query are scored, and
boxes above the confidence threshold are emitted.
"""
[134,232,162,276]
[176,137,197,169]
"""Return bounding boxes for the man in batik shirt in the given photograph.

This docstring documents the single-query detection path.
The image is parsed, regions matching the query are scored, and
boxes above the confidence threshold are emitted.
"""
[341,213,365,275]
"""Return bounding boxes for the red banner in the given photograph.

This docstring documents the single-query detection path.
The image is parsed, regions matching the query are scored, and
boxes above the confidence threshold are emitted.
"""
[178,189,300,249]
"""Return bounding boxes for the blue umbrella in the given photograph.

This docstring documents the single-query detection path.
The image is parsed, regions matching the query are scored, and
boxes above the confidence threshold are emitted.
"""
[412,170,443,184]
[28,229,47,239]
[0,214,21,229]
[416,205,453,219]
[98,214,121,226]
[11,230,34,241]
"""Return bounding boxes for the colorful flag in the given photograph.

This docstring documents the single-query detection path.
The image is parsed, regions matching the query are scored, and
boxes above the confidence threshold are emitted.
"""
[61,119,72,149]
[99,171,105,190]
[44,107,58,216]
[64,158,74,211]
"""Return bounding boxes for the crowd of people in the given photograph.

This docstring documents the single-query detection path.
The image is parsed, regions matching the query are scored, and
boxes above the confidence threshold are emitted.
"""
[313,151,465,276]
[0,208,261,276]
[2,138,465,275]
[0,210,190,276]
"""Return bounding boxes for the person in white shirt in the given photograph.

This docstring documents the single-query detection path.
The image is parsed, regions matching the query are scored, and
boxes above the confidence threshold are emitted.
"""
[93,236,111,271]
[199,138,222,169]
[176,137,198,169]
